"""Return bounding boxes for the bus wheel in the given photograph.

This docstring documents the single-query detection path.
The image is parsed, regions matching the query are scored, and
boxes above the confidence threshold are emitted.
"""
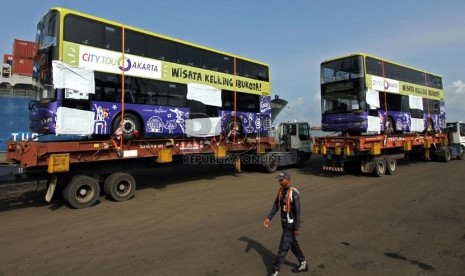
[104,172,136,202]
[385,117,395,135]
[63,175,100,209]
[113,113,141,140]
[263,155,278,173]
[425,119,435,134]
[225,118,243,138]
[372,157,386,177]
[385,156,397,175]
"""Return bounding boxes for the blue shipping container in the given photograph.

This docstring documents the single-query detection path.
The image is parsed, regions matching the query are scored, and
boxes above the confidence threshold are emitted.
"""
[0,96,37,152]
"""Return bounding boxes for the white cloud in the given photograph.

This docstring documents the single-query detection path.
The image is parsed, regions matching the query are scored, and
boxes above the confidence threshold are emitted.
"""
[273,92,321,126]
[449,80,465,94]
[445,80,465,122]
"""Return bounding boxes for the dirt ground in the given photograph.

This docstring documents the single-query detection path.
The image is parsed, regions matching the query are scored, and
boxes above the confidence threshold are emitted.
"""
[0,157,464,276]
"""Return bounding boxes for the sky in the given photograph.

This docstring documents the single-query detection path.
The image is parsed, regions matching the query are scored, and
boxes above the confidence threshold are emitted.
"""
[1,0,464,126]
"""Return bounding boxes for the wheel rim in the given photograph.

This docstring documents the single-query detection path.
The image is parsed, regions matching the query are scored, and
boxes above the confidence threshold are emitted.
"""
[388,159,396,171]
[386,118,394,134]
[116,180,131,197]
[378,160,385,174]
[123,118,136,135]
[75,184,95,203]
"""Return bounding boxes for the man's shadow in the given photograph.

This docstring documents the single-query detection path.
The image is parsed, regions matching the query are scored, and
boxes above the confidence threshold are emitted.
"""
[239,236,296,275]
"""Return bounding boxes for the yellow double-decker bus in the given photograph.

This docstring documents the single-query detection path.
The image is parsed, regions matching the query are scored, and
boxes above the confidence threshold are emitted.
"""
[320,53,445,135]
[32,7,272,139]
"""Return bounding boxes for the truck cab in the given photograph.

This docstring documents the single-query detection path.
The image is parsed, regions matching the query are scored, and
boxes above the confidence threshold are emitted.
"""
[446,121,465,148]
[276,122,313,153]
[263,122,313,172]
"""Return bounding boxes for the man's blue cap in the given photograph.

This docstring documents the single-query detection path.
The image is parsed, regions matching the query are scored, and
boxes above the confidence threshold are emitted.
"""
[276,170,291,179]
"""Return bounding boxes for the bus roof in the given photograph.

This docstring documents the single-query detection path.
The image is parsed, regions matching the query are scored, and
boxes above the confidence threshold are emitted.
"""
[49,7,269,67]
[321,52,442,78]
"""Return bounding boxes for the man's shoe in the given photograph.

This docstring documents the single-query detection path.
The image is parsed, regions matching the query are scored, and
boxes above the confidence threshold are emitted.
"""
[291,261,309,273]
[269,271,279,276]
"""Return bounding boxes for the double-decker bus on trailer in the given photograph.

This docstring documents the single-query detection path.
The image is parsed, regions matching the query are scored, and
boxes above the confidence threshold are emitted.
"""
[32,7,271,139]
[320,53,445,135]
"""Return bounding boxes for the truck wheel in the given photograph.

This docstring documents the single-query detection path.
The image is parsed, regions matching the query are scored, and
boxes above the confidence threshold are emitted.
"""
[458,146,464,160]
[295,152,307,168]
[440,147,451,162]
[263,155,278,173]
[385,156,397,175]
[63,175,100,209]
[372,157,386,177]
[104,172,136,202]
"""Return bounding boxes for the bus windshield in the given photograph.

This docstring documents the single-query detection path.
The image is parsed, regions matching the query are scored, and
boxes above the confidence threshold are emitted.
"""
[321,55,365,114]
[321,55,363,84]
[36,10,58,50]
[320,53,445,135]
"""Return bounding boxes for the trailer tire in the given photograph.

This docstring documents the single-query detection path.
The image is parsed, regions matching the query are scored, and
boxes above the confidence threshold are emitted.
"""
[63,175,100,209]
[440,147,451,162]
[372,157,386,177]
[104,172,136,202]
[385,156,397,175]
[263,155,278,173]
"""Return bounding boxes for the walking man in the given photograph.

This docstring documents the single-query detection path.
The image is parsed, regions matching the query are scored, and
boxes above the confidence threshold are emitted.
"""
[263,170,308,275]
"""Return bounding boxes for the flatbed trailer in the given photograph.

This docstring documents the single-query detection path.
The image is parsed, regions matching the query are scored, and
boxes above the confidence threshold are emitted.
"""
[313,132,462,176]
[5,121,314,209]
[6,136,275,208]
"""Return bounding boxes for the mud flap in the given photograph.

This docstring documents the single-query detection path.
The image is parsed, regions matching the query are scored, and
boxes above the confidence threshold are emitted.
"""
[45,176,57,202]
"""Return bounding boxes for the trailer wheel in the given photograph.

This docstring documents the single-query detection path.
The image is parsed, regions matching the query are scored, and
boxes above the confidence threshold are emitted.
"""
[263,155,278,173]
[63,175,100,209]
[372,157,386,177]
[385,156,397,175]
[104,172,136,202]
[440,147,451,162]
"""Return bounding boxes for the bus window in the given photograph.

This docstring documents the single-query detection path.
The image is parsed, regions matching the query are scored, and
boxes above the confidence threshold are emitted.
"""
[177,44,201,67]
[104,25,122,52]
[64,15,103,47]
[202,51,223,71]
[167,84,186,107]
[147,36,176,62]
[125,30,146,56]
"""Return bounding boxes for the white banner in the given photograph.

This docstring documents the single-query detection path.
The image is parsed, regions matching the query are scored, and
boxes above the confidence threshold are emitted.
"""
[185,117,221,137]
[78,45,162,79]
[366,89,380,108]
[52,61,95,95]
[371,75,399,93]
[56,107,94,135]
[409,95,423,109]
[187,83,222,107]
